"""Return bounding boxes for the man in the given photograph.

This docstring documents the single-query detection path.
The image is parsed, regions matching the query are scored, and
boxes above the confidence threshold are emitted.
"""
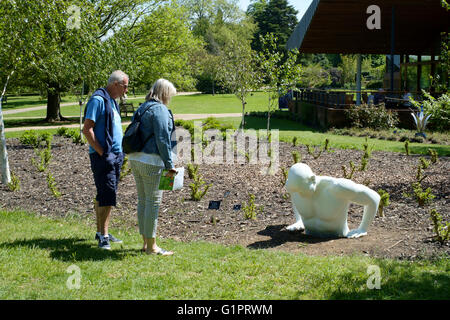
[373,88,385,105]
[82,70,128,250]
[285,163,380,238]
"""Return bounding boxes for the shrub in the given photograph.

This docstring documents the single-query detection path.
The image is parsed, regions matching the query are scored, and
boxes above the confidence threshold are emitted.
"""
[291,151,301,164]
[429,209,450,244]
[346,103,399,130]
[412,182,435,207]
[242,194,263,220]
[19,130,40,148]
[187,163,199,179]
[119,156,131,181]
[342,161,356,179]
[56,127,69,137]
[377,189,390,217]
[46,171,61,198]
[404,140,410,156]
[7,170,20,192]
[305,139,330,160]
[412,91,450,131]
[188,166,211,201]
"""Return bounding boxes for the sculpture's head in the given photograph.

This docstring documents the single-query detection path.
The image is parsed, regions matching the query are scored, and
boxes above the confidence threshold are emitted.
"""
[286,163,317,197]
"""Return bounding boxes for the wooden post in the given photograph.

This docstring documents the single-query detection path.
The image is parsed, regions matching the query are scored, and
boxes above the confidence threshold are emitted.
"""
[417,55,422,93]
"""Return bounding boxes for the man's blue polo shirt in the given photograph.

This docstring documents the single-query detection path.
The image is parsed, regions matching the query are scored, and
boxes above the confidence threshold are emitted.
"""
[85,96,123,154]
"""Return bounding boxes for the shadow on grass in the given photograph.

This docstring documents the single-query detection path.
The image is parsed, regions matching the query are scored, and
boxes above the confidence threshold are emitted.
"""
[4,118,79,128]
[1,97,48,110]
[4,116,135,129]
[247,224,338,250]
[0,237,142,262]
[242,116,321,133]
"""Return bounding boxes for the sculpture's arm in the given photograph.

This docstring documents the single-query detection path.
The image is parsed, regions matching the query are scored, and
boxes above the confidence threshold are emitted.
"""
[333,180,380,237]
[286,192,305,231]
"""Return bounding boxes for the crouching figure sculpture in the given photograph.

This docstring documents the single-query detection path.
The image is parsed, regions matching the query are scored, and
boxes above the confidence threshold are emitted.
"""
[285,163,380,238]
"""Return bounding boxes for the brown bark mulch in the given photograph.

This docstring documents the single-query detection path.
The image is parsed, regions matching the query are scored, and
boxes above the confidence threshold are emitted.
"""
[1,135,449,260]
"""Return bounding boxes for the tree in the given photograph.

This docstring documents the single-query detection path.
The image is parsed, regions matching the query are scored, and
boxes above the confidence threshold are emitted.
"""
[0,0,41,184]
[218,40,260,128]
[297,64,332,89]
[257,33,301,131]
[4,0,158,122]
[340,54,358,88]
[130,3,201,90]
[180,0,256,93]
[250,0,298,54]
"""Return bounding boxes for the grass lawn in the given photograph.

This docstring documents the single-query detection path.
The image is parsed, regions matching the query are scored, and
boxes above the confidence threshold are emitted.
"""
[2,92,269,118]
[0,210,448,300]
[181,116,450,156]
[3,115,450,156]
[1,94,80,112]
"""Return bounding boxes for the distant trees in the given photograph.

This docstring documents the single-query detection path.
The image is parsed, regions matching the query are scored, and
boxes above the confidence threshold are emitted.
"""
[248,0,298,54]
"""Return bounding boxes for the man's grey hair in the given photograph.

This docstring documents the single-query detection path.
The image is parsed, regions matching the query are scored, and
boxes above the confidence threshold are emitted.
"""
[107,70,128,85]
[145,78,177,105]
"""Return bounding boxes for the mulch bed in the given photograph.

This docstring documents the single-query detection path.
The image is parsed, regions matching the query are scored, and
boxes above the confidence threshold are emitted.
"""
[1,134,449,260]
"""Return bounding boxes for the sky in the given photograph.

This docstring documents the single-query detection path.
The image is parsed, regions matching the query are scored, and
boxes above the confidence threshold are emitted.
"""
[238,0,313,20]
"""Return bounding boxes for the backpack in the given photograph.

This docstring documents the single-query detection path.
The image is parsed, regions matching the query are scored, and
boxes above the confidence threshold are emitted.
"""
[122,102,155,154]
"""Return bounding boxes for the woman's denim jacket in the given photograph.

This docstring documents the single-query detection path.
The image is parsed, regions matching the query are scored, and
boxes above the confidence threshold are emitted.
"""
[134,99,176,169]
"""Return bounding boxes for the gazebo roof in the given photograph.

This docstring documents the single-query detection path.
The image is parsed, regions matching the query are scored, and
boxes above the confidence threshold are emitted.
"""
[287,0,450,54]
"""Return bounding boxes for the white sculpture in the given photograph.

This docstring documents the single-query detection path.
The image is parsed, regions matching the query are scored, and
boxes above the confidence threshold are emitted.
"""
[285,163,380,238]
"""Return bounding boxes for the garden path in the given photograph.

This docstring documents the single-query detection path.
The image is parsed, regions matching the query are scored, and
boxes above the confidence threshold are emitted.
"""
[4,113,242,132]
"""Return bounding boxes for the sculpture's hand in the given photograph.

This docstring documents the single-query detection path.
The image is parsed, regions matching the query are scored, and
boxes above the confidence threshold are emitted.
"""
[347,228,367,238]
[286,221,305,232]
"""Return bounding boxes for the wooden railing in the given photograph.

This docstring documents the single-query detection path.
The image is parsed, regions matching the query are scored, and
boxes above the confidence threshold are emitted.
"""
[293,88,436,109]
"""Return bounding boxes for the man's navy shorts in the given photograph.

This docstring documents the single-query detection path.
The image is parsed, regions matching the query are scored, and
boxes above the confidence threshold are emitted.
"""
[89,152,124,207]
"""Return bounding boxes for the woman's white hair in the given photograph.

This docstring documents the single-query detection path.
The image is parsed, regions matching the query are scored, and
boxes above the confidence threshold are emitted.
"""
[145,78,177,105]
[107,70,128,85]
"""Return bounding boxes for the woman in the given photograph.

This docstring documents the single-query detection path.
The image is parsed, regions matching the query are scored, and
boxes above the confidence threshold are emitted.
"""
[128,79,178,255]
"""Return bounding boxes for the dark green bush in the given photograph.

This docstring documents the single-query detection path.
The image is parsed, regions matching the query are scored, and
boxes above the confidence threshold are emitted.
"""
[345,103,399,130]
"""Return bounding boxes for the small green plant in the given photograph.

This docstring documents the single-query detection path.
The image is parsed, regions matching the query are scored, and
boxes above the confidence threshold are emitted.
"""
[342,161,356,179]
[189,166,211,201]
[428,149,438,164]
[292,136,298,146]
[19,130,40,148]
[242,193,263,220]
[187,163,199,179]
[429,209,450,244]
[305,139,330,160]
[20,131,53,149]
[416,157,431,183]
[412,182,435,207]
[377,189,390,217]
[404,140,410,156]
[46,171,61,198]
[119,156,132,181]
[281,168,288,186]
[56,127,69,137]
[359,140,372,171]
[291,150,301,164]
[36,148,52,172]
[7,170,20,192]
[69,130,84,145]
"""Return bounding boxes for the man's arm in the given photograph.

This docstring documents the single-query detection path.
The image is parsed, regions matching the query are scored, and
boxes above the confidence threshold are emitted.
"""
[82,119,104,156]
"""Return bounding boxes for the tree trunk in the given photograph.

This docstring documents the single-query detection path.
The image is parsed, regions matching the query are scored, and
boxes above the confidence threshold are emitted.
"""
[267,94,271,132]
[0,71,13,184]
[241,100,246,129]
[46,88,62,122]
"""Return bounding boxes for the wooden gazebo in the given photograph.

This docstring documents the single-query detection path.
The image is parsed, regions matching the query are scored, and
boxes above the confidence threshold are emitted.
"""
[286,0,449,129]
